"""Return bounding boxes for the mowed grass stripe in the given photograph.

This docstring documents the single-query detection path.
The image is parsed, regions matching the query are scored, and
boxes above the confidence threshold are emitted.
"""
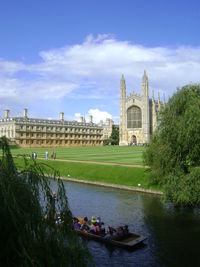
[9,146,145,165]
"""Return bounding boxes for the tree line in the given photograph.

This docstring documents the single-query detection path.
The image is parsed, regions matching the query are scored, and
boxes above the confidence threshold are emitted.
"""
[144,84,200,206]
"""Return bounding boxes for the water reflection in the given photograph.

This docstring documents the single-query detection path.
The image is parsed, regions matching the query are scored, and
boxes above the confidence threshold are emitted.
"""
[143,197,200,267]
[51,180,200,267]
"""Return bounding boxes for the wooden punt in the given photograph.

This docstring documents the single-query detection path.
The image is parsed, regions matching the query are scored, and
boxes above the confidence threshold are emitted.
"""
[75,229,147,250]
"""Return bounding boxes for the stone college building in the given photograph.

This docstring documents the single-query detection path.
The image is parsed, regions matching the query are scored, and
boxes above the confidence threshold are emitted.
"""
[119,71,165,145]
[0,109,114,147]
[0,71,163,147]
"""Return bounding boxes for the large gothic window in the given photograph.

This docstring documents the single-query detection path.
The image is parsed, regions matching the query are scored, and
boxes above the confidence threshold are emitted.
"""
[127,106,142,128]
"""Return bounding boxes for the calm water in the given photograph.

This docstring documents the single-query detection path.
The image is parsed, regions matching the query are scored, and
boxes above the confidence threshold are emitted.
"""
[51,181,200,267]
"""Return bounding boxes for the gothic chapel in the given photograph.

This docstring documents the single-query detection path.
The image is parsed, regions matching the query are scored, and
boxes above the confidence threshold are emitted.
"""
[119,71,164,145]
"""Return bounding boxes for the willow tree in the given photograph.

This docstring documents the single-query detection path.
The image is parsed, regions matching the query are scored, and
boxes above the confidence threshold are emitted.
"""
[0,137,91,266]
[144,84,200,206]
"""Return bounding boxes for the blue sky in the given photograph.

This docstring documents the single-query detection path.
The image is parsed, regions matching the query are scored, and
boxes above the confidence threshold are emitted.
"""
[0,0,200,123]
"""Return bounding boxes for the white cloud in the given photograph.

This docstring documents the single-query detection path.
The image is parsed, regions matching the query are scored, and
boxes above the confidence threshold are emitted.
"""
[0,59,25,75]
[0,34,200,119]
[74,113,81,121]
[74,109,112,123]
[87,108,112,123]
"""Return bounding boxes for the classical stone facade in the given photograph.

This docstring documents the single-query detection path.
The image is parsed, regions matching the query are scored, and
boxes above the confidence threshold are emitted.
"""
[0,109,112,147]
[119,71,164,145]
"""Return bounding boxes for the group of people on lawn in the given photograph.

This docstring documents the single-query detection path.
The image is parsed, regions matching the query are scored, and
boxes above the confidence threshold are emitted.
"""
[31,150,56,160]
[45,150,56,160]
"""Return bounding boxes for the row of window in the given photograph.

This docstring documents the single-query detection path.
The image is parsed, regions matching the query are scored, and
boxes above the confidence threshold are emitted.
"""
[19,133,102,139]
[20,125,102,133]
[19,140,102,145]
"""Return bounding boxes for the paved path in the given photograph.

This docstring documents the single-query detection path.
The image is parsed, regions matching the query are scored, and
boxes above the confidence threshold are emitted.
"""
[38,157,148,168]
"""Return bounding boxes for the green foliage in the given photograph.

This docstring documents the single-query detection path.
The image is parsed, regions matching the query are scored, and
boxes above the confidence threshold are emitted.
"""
[0,137,91,267]
[109,125,119,145]
[164,168,200,206]
[103,139,110,146]
[103,126,119,146]
[144,84,200,206]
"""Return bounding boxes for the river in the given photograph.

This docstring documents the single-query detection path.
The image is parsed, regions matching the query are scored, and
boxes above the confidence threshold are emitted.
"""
[51,180,200,267]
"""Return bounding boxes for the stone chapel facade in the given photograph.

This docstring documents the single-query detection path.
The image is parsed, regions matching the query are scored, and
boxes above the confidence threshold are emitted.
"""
[119,71,164,145]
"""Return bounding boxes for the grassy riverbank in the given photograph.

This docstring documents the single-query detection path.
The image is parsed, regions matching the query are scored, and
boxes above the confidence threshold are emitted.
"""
[13,157,160,191]
[4,146,162,192]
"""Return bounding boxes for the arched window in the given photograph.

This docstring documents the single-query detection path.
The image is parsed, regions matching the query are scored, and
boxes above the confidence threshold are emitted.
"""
[127,106,142,128]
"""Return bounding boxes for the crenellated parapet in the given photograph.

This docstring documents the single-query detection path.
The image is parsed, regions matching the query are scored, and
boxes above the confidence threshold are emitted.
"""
[151,91,166,132]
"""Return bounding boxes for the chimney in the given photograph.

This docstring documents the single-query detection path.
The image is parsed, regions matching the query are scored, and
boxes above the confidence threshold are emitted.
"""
[24,108,28,118]
[99,120,103,126]
[4,109,10,119]
[89,115,93,123]
[106,118,110,126]
[60,112,64,121]
[80,116,84,123]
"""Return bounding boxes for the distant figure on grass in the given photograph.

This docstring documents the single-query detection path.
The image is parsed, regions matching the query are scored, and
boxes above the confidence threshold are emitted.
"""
[51,150,56,160]
[45,151,48,160]
[32,152,37,160]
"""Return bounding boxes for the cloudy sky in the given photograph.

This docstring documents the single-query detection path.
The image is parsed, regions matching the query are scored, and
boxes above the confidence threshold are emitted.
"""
[0,0,200,123]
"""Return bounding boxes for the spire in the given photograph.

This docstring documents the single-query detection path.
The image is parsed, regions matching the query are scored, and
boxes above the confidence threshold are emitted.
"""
[120,73,126,99]
[142,70,148,83]
[152,89,154,101]
[163,93,165,104]
[158,91,160,102]
[158,91,161,111]
[142,70,149,97]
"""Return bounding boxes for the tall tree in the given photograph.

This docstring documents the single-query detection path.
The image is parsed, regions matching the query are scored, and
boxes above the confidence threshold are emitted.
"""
[109,125,119,145]
[0,137,92,266]
[144,84,200,206]
[103,125,119,146]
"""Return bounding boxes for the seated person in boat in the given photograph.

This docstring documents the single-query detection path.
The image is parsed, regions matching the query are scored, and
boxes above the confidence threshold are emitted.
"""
[80,217,90,232]
[116,226,124,238]
[73,217,80,230]
[123,225,129,236]
[105,226,117,240]
[94,222,100,235]
[105,226,127,241]
[96,216,104,227]
[80,223,90,232]
[87,220,96,234]
[86,221,100,235]
[84,216,88,222]
[91,216,96,225]
[78,217,85,224]
[100,222,106,236]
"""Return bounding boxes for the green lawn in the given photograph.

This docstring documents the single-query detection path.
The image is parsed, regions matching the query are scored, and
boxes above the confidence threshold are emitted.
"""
[14,157,157,190]
[10,146,145,165]
[5,145,161,192]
